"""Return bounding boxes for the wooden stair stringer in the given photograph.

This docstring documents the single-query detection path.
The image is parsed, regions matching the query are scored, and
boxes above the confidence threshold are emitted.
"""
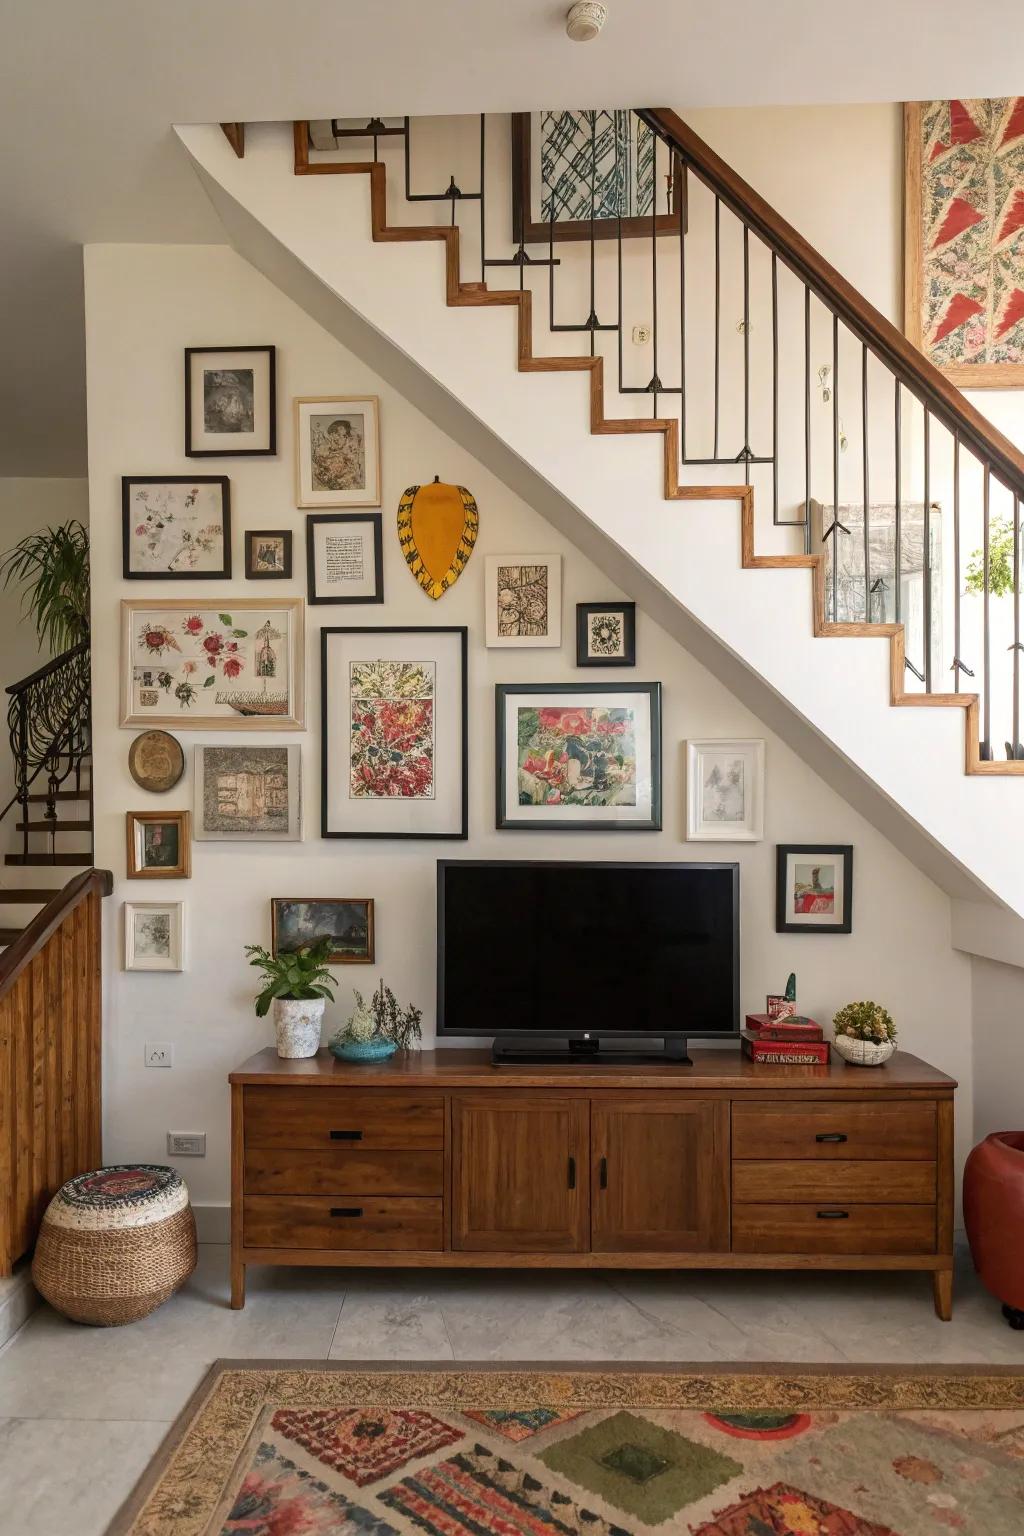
[294,128,1021,779]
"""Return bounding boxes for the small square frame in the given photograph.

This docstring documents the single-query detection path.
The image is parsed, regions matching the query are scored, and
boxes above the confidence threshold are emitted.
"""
[124,901,185,972]
[576,601,637,667]
[245,529,293,580]
[126,810,191,879]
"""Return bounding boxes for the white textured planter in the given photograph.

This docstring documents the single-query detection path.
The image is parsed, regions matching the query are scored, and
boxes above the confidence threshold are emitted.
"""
[274,998,325,1059]
[833,1034,896,1067]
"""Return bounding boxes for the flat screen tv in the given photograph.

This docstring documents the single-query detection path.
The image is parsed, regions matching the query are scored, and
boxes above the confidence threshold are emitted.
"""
[437,860,739,1063]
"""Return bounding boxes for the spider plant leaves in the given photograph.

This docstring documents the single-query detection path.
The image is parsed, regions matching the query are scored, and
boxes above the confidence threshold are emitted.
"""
[0,519,89,655]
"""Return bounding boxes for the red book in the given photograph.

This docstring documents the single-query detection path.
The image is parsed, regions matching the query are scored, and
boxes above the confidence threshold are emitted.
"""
[741,1031,830,1065]
[757,1021,824,1043]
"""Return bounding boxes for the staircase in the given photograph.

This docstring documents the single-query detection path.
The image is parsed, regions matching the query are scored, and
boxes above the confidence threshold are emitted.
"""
[177,111,1024,918]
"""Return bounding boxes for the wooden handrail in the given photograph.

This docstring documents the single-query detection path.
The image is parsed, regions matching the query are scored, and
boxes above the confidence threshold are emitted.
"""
[641,107,1024,497]
[0,867,112,1002]
[6,638,89,697]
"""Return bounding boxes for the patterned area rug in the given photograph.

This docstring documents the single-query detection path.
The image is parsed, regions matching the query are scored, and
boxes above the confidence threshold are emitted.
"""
[108,1364,1024,1535]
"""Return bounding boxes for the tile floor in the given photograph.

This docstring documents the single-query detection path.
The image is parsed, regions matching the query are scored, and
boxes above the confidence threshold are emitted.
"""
[2,1243,1023,1536]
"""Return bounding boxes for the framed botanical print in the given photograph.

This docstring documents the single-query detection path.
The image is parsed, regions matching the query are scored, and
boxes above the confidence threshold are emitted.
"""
[119,598,304,729]
[122,477,231,579]
[126,810,191,878]
[776,844,853,934]
[295,395,381,508]
[686,739,764,842]
[271,898,374,964]
[193,744,302,841]
[321,627,468,839]
[185,346,276,456]
[306,512,384,604]
[576,601,636,667]
[495,682,661,830]
[485,555,562,647]
[245,529,292,579]
[124,901,184,972]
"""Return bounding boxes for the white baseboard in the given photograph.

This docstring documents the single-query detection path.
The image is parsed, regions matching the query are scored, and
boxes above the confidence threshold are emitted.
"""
[0,1263,39,1349]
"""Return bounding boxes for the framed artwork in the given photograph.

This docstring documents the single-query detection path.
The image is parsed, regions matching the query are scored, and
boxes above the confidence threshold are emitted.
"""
[245,530,292,579]
[294,395,381,508]
[124,901,184,972]
[485,555,562,647]
[776,844,853,934]
[321,626,468,839]
[271,898,374,964]
[119,598,304,730]
[306,512,384,604]
[686,739,765,843]
[904,100,1024,386]
[126,810,191,879]
[576,601,636,667]
[495,681,662,831]
[127,730,185,793]
[122,477,231,579]
[193,744,301,842]
[185,346,275,456]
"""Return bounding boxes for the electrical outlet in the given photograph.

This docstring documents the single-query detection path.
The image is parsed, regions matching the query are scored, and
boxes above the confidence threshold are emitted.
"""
[632,323,652,346]
[167,1132,206,1157]
[144,1042,173,1068]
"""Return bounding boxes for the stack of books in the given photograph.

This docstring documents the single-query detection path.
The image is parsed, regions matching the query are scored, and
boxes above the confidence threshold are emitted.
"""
[742,1012,830,1065]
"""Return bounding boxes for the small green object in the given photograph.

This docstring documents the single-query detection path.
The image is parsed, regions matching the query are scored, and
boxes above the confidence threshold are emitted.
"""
[832,1000,896,1043]
[784,972,796,1002]
[244,936,336,1018]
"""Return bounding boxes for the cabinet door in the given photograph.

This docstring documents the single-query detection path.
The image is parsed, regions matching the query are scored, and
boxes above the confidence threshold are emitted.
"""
[452,1095,589,1252]
[591,1098,729,1252]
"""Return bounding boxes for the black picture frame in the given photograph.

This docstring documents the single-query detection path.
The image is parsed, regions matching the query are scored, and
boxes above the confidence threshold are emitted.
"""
[244,529,292,580]
[775,844,854,934]
[121,476,231,581]
[495,681,662,831]
[306,512,384,605]
[576,601,637,667]
[320,626,468,840]
[184,345,277,457]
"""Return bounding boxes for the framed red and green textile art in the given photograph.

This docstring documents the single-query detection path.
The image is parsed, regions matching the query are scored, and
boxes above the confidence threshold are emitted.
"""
[905,99,1024,386]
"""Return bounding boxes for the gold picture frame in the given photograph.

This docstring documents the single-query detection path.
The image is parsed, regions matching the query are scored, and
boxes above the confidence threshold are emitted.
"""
[126,810,191,879]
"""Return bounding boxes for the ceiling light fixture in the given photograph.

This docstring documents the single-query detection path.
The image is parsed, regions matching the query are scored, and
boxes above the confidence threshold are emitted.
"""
[565,2,607,43]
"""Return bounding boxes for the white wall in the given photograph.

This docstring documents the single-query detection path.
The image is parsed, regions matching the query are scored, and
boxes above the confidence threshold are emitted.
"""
[972,957,1024,1139]
[84,241,973,1210]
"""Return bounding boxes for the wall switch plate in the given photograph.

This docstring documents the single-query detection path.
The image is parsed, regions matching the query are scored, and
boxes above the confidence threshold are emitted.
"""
[632,323,652,345]
[144,1042,173,1068]
[167,1132,206,1157]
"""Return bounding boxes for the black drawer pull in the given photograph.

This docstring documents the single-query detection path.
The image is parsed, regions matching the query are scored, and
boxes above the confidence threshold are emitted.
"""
[815,1133,848,1143]
[329,1207,363,1218]
[816,1209,850,1220]
[599,1156,608,1190]
[568,1156,576,1190]
[330,1129,363,1141]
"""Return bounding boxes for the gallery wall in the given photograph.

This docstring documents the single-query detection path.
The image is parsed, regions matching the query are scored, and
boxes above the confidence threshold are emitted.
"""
[85,241,973,1215]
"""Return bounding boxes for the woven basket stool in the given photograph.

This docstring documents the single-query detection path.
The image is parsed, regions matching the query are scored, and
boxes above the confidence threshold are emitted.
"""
[32,1165,197,1326]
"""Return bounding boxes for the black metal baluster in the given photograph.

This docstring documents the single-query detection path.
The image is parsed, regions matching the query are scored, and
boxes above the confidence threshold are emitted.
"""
[617,205,624,390]
[588,109,597,356]
[771,252,778,522]
[17,692,28,860]
[923,409,932,691]
[650,161,659,411]
[804,286,811,553]
[862,342,870,622]
[713,197,721,461]
[894,381,902,625]
[983,464,991,757]
[1014,493,1021,756]
[742,224,750,464]
[832,312,839,623]
[952,435,964,690]
[479,114,486,286]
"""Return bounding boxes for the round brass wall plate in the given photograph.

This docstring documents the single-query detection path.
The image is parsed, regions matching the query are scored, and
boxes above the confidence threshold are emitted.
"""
[128,730,185,794]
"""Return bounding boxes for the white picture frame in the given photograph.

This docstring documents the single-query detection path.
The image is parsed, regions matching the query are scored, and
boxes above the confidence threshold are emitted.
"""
[485,555,562,647]
[193,744,302,842]
[686,738,765,842]
[295,395,381,508]
[124,901,184,972]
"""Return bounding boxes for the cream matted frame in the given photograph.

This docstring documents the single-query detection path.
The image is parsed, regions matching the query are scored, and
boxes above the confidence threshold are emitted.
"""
[294,395,381,508]
[123,901,185,972]
[119,597,305,731]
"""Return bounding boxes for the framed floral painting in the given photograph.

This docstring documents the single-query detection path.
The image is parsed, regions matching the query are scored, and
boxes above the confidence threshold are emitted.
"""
[576,600,636,667]
[122,477,231,579]
[776,843,853,934]
[485,555,562,647]
[495,682,661,830]
[321,626,467,839]
[295,395,381,508]
[119,598,305,729]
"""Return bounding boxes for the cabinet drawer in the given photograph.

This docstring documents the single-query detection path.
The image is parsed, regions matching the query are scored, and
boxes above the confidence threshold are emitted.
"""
[733,1161,936,1205]
[244,1147,443,1197]
[243,1195,443,1251]
[244,1087,443,1151]
[732,1102,935,1161]
[732,1202,935,1255]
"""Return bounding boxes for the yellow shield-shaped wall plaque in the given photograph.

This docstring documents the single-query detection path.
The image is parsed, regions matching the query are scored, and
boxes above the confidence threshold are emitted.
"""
[397,479,478,600]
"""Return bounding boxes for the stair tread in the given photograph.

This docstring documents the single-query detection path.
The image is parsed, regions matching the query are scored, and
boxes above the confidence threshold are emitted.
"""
[15,820,93,832]
[5,854,93,867]
[25,790,91,802]
[0,888,62,902]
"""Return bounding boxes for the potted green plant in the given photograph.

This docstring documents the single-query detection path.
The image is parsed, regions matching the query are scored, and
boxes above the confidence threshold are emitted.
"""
[832,1000,897,1066]
[330,979,423,1062]
[0,519,90,653]
[244,938,336,1059]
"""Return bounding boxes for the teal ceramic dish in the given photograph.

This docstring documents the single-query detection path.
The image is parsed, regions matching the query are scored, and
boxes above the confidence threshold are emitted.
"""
[329,1037,398,1062]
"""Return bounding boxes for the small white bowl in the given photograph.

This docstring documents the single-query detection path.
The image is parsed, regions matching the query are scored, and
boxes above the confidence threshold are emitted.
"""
[833,1034,896,1067]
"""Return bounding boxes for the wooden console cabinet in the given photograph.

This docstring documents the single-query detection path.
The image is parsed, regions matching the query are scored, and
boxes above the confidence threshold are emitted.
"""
[229,1048,956,1317]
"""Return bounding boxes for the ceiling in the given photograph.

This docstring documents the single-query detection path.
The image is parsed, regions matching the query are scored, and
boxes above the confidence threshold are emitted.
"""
[3,0,1023,476]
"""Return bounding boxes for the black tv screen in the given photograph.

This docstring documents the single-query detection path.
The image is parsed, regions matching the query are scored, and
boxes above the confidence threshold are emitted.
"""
[437,860,739,1040]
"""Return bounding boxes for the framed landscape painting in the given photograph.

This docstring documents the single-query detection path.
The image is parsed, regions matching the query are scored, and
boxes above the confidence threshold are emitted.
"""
[271,898,374,964]
[122,477,231,579]
[485,556,562,647]
[686,738,764,842]
[776,843,853,934]
[119,598,304,729]
[295,395,381,508]
[495,681,661,830]
[185,346,276,456]
[321,626,468,839]
[193,744,301,842]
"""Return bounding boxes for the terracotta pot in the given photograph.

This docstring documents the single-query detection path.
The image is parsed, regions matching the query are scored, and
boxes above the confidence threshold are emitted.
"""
[273,998,324,1059]
[964,1132,1024,1316]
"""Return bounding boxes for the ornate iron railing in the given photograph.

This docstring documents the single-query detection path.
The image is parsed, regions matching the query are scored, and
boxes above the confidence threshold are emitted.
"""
[3,640,92,861]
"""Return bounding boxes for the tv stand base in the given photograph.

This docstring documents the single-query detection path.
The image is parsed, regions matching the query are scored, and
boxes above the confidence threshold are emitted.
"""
[491,1036,692,1066]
